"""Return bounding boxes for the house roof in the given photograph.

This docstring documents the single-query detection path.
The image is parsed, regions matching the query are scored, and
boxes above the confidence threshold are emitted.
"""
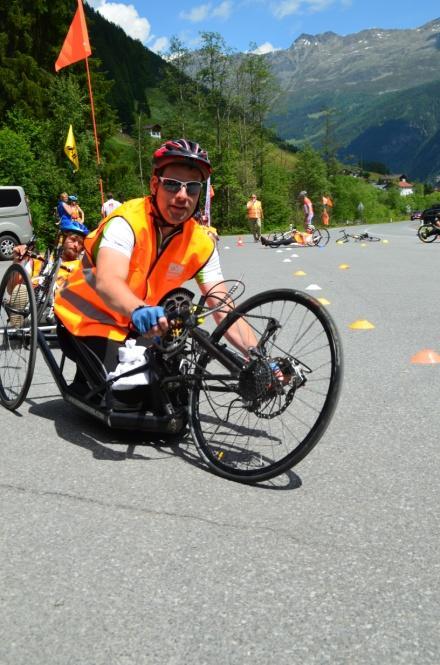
[398,181,413,188]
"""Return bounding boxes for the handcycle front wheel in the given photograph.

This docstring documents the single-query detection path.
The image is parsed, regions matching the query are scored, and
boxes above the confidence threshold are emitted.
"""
[417,225,437,243]
[0,264,38,410]
[189,289,343,483]
[312,228,330,247]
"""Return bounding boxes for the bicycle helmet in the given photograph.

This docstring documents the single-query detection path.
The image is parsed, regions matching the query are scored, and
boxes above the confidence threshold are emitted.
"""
[298,191,307,197]
[68,195,78,202]
[59,219,89,236]
[152,139,212,181]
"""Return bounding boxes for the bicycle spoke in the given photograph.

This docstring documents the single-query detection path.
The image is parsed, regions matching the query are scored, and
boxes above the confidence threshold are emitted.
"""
[190,289,342,482]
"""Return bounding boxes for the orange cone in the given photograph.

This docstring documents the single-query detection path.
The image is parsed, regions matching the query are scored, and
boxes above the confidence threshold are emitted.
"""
[236,236,244,247]
[410,349,440,364]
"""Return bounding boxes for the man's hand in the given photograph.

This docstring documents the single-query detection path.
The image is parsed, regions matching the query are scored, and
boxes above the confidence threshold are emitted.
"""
[130,305,168,336]
[12,244,27,262]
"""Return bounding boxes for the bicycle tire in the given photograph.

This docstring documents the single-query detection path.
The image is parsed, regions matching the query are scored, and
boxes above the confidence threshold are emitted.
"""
[0,264,37,410]
[313,228,330,247]
[367,236,381,242]
[189,289,343,483]
[267,230,285,243]
[417,225,437,243]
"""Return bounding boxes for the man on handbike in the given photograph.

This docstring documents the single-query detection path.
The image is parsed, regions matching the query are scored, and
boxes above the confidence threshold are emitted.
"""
[54,139,258,402]
[13,219,89,287]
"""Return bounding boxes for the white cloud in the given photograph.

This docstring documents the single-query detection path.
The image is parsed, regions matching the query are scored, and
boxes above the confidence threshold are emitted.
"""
[90,1,151,41]
[180,1,233,22]
[150,36,169,53]
[272,0,301,19]
[87,1,167,48]
[307,0,333,12]
[271,0,344,19]
[212,0,232,19]
[180,3,211,22]
[251,41,280,54]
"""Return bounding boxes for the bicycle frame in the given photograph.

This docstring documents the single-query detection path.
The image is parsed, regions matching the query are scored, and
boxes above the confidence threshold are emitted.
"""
[35,303,244,433]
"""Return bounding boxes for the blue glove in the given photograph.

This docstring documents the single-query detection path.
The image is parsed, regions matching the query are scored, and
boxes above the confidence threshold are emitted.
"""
[130,306,165,334]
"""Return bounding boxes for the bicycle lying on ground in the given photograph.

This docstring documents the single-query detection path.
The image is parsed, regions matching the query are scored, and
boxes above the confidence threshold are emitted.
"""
[417,223,440,243]
[337,229,381,243]
[0,269,342,484]
[261,224,330,248]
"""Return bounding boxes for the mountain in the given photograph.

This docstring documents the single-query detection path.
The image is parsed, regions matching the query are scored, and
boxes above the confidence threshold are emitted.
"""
[85,5,168,127]
[264,19,440,180]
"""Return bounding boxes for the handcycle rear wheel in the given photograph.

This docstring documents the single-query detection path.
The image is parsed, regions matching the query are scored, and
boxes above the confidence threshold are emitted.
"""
[0,264,37,410]
[190,289,342,483]
[418,224,437,243]
[312,228,330,246]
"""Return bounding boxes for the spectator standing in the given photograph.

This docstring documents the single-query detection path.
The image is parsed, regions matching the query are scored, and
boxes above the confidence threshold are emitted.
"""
[246,193,263,242]
[101,192,122,218]
[68,195,85,223]
[298,191,314,231]
[57,192,73,226]
[321,194,333,226]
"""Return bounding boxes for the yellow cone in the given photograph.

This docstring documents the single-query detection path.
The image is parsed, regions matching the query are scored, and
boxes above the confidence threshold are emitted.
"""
[294,270,306,276]
[382,239,389,244]
[339,264,350,270]
[349,319,375,330]
[317,298,330,305]
[361,243,366,247]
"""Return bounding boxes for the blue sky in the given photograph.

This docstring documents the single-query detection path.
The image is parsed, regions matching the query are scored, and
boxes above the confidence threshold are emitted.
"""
[86,0,439,54]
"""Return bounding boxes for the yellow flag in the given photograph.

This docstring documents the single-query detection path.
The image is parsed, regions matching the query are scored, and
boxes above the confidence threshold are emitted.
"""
[64,124,79,172]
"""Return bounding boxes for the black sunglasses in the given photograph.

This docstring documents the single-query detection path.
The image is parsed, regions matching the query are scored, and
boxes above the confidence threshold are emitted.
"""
[158,177,203,196]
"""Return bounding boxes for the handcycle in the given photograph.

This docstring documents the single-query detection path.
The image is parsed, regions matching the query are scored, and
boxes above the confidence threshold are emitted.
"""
[417,223,440,243]
[10,235,75,340]
[0,266,342,484]
[337,229,381,243]
[261,224,330,248]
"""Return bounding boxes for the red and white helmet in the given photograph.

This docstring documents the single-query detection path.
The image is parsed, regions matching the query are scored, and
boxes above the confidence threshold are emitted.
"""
[152,139,212,181]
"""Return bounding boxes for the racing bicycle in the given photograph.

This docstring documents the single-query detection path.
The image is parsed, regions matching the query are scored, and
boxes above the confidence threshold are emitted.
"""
[337,229,381,243]
[261,224,330,248]
[0,267,342,484]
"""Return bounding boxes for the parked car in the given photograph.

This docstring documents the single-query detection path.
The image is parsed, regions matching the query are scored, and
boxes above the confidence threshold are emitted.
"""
[410,210,422,221]
[421,203,440,225]
[0,186,33,260]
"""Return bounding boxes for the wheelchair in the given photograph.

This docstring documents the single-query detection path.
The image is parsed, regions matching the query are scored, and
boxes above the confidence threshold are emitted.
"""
[0,264,343,484]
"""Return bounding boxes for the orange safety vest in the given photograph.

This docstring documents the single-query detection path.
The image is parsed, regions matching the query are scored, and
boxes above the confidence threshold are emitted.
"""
[54,197,214,341]
[247,199,263,219]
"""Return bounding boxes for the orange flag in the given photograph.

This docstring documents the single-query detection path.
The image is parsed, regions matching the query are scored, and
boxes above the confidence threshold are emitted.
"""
[55,0,91,72]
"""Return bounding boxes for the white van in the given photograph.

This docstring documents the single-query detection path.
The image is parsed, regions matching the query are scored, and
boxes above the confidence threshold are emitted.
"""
[0,186,33,260]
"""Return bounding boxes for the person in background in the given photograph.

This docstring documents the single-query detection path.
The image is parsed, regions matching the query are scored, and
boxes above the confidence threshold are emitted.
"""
[246,193,264,242]
[68,195,85,223]
[101,192,122,218]
[298,191,314,231]
[195,210,219,243]
[321,193,333,227]
[56,192,73,226]
[13,220,89,291]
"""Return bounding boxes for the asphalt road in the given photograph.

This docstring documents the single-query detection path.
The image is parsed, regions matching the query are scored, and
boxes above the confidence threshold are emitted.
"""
[1,221,439,665]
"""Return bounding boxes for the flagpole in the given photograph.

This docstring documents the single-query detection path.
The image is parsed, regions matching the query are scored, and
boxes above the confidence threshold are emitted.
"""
[84,55,104,205]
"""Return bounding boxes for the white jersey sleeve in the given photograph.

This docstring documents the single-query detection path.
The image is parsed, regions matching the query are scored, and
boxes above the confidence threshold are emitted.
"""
[99,217,135,257]
[195,247,223,285]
